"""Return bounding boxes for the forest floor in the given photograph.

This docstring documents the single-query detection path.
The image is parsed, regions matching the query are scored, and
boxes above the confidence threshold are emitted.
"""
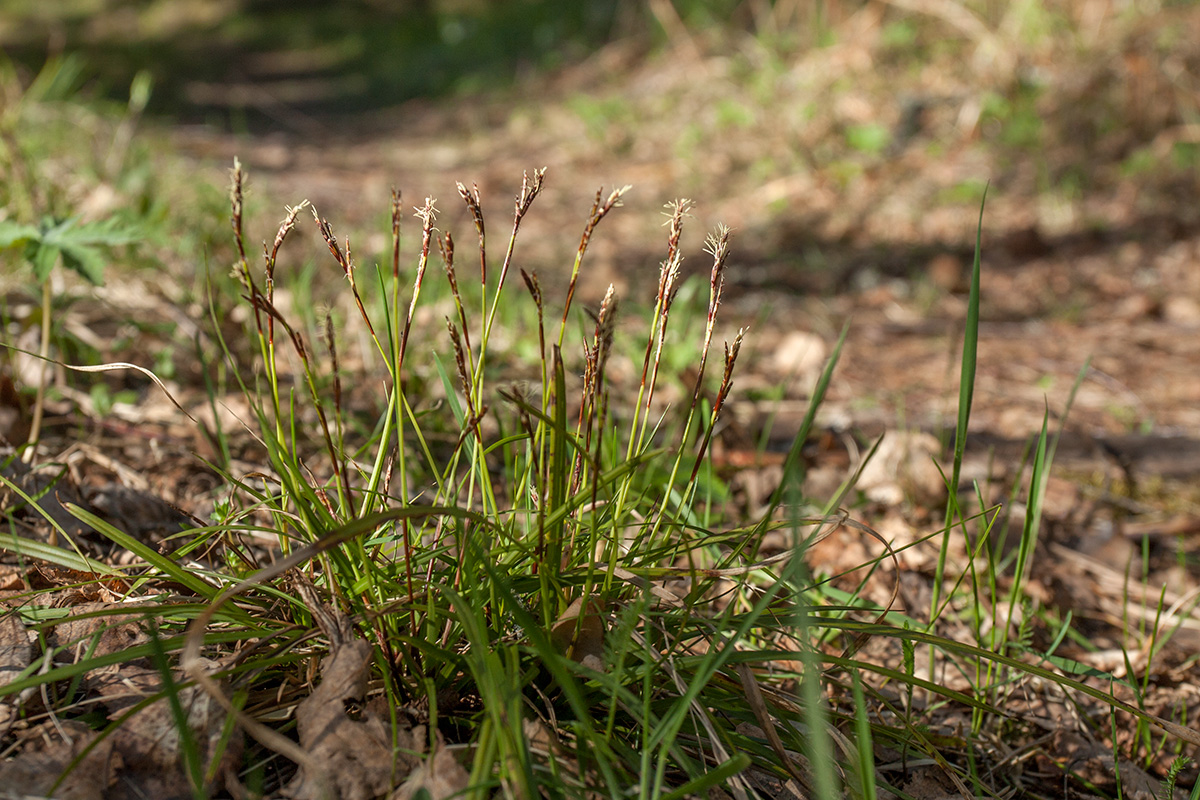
[3,5,1200,798]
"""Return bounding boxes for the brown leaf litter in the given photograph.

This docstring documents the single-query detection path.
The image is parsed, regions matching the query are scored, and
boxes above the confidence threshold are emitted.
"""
[280,578,468,800]
[0,452,195,555]
[549,595,606,670]
[1,563,471,800]
[0,609,30,737]
[0,600,241,800]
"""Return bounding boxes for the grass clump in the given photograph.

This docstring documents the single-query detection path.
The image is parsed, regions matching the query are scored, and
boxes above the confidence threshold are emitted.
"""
[189,162,789,796]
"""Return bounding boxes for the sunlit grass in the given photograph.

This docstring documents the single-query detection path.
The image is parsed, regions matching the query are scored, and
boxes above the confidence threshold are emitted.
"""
[3,4,1200,795]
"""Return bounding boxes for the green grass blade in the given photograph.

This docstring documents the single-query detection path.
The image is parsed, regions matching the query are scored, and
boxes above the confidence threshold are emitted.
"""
[0,532,120,575]
[851,670,878,800]
[764,321,848,516]
[810,619,1200,747]
[66,504,220,599]
[658,752,751,800]
[928,189,987,701]
[546,345,569,584]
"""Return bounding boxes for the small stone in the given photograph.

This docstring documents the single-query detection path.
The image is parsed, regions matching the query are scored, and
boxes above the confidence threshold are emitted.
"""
[1163,295,1200,324]
[768,330,827,382]
[857,430,946,507]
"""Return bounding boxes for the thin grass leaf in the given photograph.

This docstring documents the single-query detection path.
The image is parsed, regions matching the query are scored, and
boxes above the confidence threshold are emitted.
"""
[145,622,206,798]
[545,346,570,590]
[1,626,254,698]
[66,504,220,599]
[0,532,118,575]
[851,670,878,800]
[810,620,1200,747]
[932,187,986,612]
[659,752,751,800]
[762,322,848,517]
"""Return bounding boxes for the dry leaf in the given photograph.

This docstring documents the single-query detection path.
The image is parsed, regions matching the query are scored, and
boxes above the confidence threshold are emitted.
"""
[550,596,606,670]
[856,430,945,507]
[0,371,29,446]
[47,602,148,660]
[0,461,92,546]
[0,610,31,735]
[0,565,28,591]
[13,602,243,800]
[735,664,807,785]
[1,720,116,800]
[283,584,423,800]
[1069,748,1184,800]
[392,740,471,800]
[104,662,243,800]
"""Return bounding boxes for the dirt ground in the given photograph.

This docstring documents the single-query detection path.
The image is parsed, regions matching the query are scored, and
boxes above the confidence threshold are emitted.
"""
[167,31,1200,476]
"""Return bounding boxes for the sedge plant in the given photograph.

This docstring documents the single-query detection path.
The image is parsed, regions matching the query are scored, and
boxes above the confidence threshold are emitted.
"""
[182,163,870,795]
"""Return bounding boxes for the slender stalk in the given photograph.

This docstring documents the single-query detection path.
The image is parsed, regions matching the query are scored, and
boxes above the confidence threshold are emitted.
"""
[647,226,732,547]
[22,277,52,462]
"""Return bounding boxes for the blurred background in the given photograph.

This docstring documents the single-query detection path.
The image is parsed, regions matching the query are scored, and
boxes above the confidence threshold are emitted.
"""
[2,0,1200,440]
[4,0,1198,253]
[2,0,634,124]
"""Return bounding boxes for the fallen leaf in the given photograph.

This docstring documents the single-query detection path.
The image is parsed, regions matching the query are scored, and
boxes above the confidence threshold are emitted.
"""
[283,581,423,800]
[32,603,242,799]
[856,430,945,507]
[0,609,31,735]
[47,602,148,660]
[0,461,92,546]
[104,661,243,800]
[1,720,116,800]
[550,596,606,670]
[766,330,827,383]
[0,371,29,446]
[0,564,27,590]
[1068,747,1183,800]
[392,740,471,800]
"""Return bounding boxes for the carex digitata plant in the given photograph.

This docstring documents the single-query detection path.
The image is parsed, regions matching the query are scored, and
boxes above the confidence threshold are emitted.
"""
[171,163,1200,799]
[184,160,827,796]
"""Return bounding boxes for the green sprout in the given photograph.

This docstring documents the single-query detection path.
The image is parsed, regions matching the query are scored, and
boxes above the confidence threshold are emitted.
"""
[0,213,140,454]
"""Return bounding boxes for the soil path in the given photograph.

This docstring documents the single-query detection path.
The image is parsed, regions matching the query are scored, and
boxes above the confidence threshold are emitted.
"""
[168,41,1200,511]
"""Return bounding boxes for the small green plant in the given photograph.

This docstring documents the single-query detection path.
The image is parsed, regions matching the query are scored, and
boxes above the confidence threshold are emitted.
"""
[159,162,845,796]
[980,86,1044,150]
[844,122,890,155]
[0,213,139,453]
[172,168,1200,796]
[0,54,151,455]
